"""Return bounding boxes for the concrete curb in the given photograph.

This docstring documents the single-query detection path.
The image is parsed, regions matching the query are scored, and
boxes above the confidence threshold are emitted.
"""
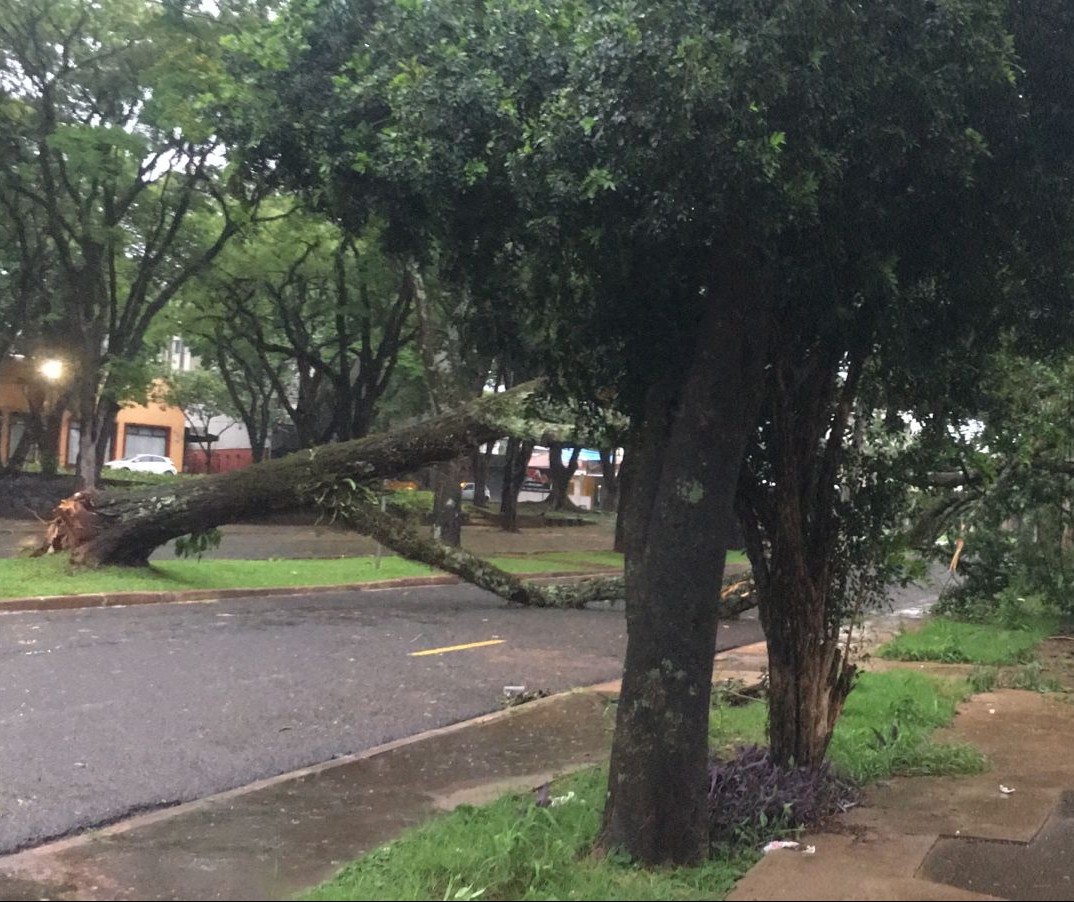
[0,569,623,614]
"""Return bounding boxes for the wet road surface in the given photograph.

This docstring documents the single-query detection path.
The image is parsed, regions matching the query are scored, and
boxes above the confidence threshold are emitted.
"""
[0,582,763,853]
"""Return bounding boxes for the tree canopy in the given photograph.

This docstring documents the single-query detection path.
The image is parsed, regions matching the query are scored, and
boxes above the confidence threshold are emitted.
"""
[9,0,1074,872]
[0,0,265,485]
[207,0,1074,865]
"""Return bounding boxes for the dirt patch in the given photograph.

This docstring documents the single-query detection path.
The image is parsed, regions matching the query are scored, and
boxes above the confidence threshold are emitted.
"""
[1030,635,1074,695]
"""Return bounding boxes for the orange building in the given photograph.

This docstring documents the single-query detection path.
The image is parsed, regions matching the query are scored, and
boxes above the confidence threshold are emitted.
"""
[0,357,186,470]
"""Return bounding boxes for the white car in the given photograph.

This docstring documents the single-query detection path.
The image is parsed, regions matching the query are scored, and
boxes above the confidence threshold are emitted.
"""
[460,482,491,502]
[103,454,178,476]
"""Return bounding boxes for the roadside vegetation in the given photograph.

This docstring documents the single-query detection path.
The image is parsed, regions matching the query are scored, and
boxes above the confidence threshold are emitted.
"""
[877,588,1067,694]
[303,668,984,902]
[877,617,1055,665]
[0,551,621,601]
[0,554,437,599]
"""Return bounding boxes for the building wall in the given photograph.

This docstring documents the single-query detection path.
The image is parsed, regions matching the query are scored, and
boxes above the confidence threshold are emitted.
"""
[0,359,186,469]
[184,447,255,474]
[116,398,187,464]
[0,359,30,463]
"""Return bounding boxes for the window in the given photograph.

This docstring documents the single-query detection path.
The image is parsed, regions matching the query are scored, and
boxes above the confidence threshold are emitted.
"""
[7,414,37,463]
[66,422,80,466]
[124,425,168,457]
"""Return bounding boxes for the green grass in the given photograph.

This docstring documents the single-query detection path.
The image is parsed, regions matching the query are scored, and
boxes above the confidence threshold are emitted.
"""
[876,616,1055,665]
[968,662,1060,694]
[0,553,440,599]
[708,696,769,752]
[828,670,985,782]
[2,547,747,598]
[0,549,630,601]
[708,670,984,783]
[301,768,753,902]
[306,669,981,901]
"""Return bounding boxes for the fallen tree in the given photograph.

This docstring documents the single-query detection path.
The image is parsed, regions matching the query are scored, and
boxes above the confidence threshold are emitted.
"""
[343,501,755,613]
[38,382,557,565]
[34,382,757,614]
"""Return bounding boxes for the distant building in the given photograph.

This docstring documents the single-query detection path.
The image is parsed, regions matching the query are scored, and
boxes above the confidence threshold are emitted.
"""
[0,356,186,469]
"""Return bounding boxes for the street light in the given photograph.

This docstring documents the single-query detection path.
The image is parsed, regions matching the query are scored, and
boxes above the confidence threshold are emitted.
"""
[38,358,63,382]
[30,358,65,476]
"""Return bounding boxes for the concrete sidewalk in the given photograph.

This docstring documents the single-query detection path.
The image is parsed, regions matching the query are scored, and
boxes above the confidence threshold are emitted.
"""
[1,624,1072,899]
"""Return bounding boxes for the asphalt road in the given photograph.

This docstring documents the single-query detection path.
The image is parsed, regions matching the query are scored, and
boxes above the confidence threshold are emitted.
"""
[0,583,764,854]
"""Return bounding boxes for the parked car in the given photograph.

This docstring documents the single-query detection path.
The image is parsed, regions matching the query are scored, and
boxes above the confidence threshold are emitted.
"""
[103,454,178,476]
[383,478,420,491]
[460,482,491,502]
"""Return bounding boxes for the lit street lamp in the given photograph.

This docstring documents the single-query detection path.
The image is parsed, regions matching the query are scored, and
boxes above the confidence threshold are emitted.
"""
[38,358,64,382]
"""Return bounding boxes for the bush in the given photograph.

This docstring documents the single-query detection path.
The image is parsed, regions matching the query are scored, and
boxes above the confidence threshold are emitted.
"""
[383,490,435,519]
[706,745,857,847]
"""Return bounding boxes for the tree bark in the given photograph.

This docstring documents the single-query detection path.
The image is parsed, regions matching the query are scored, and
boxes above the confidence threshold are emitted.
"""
[546,442,581,511]
[470,445,492,508]
[736,355,862,769]
[3,422,35,474]
[499,437,534,531]
[759,568,855,768]
[38,381,566,566]
[599,447,620,513]
[348,502,755,614]
[431,459,463,546]
[596,280,770,866]
[349,502,579,606]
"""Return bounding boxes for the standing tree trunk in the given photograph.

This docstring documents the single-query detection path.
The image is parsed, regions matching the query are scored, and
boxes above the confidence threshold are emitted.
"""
[736,353,863,769]
[74,369,101,490]
[37,404,65,477]
[3,424,35,474]
[598,447,620,514]
[431,459,463,546]
[470,445,493,508]
[757,564,854,768]
[546,442,581,511]
[17,381,70,477]
[597,281,770,865]
[499,436,533,531]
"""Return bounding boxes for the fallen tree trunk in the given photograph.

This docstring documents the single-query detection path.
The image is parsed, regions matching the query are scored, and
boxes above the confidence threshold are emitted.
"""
[38,382,565,566]
[35,381,757,616]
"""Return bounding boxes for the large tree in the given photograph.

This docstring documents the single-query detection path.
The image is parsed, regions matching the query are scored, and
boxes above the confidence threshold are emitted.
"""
[178,210,418,450]
[202,0,1045,865]
[0,0,264,487]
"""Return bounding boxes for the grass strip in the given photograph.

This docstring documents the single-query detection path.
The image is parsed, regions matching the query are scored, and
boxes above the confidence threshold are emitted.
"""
[306,669,982,901]
[877,616,1055,666]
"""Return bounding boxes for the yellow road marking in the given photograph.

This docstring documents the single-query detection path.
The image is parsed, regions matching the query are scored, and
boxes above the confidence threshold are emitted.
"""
[409,638,505,657]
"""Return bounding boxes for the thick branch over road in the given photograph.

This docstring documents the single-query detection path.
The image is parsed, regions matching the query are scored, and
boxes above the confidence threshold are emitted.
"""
[349,500,755,612]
